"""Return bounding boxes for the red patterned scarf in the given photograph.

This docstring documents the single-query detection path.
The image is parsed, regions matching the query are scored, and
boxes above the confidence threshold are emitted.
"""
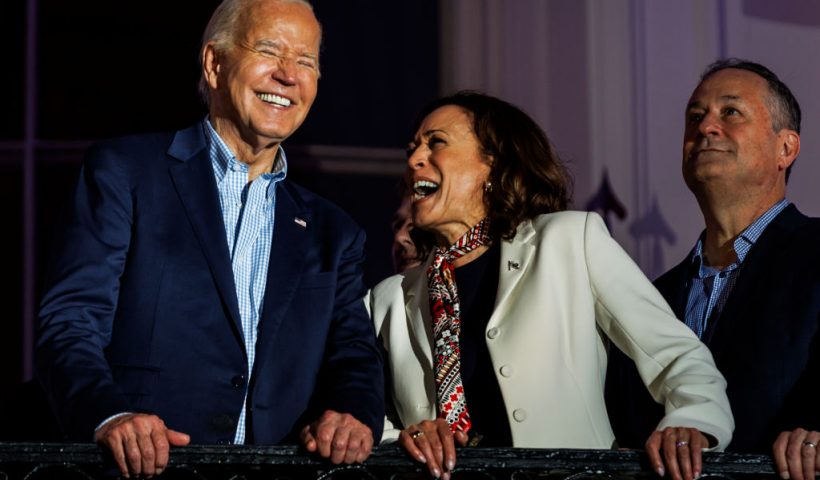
[427,218,492,433]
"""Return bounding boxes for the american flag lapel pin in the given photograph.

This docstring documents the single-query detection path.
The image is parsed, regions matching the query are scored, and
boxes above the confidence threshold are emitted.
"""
[294,217,307,228]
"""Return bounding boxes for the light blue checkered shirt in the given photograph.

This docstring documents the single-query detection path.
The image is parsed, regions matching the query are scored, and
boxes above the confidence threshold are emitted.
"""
[204,119,287,444]
[684,198,789,339]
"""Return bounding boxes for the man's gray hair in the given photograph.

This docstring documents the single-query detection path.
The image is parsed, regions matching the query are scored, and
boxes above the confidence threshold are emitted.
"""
[197,0,317,105]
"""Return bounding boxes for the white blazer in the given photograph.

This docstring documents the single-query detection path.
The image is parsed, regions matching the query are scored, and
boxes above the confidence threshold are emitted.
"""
[370,211,733,449]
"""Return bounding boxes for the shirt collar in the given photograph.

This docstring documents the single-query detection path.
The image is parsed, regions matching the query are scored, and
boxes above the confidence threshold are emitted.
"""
[202,118,288,184]
[689,198,789,274]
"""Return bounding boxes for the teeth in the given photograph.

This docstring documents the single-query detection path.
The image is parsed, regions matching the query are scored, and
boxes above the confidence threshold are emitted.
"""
[257,93,291,107]
[413,180,440,200]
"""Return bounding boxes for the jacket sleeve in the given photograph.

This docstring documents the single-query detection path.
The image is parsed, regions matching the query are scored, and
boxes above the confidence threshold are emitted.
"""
[35,144,135,440]
[314,226,385,442]
[367,274,423,445]
[583,212,735,450]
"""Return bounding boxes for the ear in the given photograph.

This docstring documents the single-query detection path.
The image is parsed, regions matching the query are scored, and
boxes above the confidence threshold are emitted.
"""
[482,152,495,167]
[202,42,222,91]
[777,129,800,172]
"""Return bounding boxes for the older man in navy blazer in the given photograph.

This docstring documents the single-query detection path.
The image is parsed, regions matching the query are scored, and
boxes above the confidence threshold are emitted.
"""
[606,59,820,480]
[36,0,383,477]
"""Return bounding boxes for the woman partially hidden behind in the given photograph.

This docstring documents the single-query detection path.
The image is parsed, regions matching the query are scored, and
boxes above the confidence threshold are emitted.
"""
[369,92,733,480]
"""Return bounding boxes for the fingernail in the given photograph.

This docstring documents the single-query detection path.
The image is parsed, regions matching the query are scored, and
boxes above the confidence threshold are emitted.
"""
[442,473,451,480]
[433,467,441,477]
[656,467,665,477]
[780,471,790,480]
[447,459,455,470]
[694,471,700,479]
[417,454,427,463]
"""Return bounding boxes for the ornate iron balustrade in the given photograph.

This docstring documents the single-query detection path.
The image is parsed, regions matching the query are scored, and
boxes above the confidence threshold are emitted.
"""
[0,443,777,479]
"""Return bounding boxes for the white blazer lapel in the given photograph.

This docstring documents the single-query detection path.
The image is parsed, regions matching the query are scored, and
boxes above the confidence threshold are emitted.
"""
[399,262,438,424]
[403,259,435,371]
[489,220,537,328]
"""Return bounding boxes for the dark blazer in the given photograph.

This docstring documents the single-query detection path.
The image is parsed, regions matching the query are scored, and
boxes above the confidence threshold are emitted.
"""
[606,204,820,453]
[36,124,384,444]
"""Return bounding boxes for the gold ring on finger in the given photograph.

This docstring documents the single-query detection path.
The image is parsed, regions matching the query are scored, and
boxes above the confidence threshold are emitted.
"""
[803,441,817,448]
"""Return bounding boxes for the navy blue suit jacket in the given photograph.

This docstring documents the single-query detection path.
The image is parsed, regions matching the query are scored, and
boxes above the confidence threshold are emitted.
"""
[606,204,820,452]
[36,124,384,444]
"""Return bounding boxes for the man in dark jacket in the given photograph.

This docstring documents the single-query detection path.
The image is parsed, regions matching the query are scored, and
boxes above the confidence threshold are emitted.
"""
[36,0,384,477]
[606,59,819,480]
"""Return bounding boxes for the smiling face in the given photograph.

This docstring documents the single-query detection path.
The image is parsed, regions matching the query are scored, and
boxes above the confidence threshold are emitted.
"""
[203,0,320,153]
[682,68,797,202]
[406,105,492,245]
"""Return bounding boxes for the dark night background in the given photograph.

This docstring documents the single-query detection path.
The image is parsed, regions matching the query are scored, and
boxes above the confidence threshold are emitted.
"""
[0,0,439,439]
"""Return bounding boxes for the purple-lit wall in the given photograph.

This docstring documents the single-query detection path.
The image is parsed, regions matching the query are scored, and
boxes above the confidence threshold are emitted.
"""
[440,0,820,278]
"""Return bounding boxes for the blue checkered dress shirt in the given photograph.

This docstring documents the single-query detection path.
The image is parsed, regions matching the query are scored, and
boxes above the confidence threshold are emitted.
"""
[684,198,789,339]
[204,119,287,444]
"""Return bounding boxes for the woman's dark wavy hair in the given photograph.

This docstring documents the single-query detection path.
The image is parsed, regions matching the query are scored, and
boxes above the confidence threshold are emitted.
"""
[413,91,572,240]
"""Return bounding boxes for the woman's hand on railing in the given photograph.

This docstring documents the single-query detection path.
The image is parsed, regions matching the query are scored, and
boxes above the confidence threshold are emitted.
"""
[398,419,468,480]
[645,426,709,480]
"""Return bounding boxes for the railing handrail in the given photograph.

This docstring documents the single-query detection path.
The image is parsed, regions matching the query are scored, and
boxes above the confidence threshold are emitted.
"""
[0,442,777,475]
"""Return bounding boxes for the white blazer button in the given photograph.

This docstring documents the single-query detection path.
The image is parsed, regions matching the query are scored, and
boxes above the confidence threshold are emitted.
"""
[499,365,514,377]
[513,409,527,422]
[487,327,499,339]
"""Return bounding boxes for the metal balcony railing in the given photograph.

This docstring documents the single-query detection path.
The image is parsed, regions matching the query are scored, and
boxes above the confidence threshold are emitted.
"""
[0,443,778,480]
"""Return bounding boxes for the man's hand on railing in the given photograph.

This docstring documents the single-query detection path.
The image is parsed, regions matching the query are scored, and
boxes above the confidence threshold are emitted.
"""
[398,418,468,480]
[773,428,820,480]
[94,413,190,478]
[300,409,374,464]
[645,426,709,480]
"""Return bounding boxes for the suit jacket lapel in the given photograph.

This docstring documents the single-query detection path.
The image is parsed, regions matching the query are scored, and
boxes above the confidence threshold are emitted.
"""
[489,220,536,328]
[168,125,243,340]
[664,260,691,320]
[709,205,804,352]
[255,181,310,356]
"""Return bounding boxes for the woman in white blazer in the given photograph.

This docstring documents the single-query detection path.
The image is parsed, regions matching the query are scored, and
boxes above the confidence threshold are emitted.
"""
[369,92,733,480]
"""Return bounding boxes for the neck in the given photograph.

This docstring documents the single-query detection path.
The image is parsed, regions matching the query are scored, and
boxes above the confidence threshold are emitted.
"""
[434,216,488,245]
[210,116,281,182]
[697,194,783,269]
[433,217,491,267]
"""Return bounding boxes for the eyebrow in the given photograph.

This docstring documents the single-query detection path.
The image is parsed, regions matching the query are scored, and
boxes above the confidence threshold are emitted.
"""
[687,94,743,110]
[409,129,446,148]
[253,39,282,49]
[421,128,446,138]
[253,39,318,59]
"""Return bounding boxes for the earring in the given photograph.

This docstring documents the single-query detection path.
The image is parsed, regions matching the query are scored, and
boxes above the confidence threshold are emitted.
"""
[483,181,493,192]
